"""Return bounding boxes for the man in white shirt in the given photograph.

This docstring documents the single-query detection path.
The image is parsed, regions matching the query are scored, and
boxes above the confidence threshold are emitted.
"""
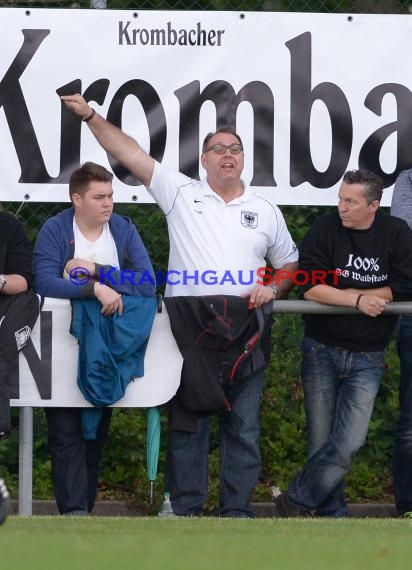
[61,94,298,517]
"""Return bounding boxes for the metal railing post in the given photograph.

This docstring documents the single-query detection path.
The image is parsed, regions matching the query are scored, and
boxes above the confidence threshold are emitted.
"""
[90,0,107,8]
[18,406,33,516]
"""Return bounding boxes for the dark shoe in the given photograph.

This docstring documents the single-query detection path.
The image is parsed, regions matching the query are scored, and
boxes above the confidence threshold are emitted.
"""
[276,492,313,518]
[0,478,10,525]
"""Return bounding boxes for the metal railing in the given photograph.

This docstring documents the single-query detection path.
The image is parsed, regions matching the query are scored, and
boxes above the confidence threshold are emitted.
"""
[272,300,412,314]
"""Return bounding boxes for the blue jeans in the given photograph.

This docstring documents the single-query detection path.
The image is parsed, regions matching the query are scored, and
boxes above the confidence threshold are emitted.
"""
[394,316,412,515]
[287,337,384,517]
[164,371,265,517]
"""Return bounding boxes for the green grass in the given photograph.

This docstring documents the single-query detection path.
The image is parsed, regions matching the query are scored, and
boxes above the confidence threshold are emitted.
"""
[1,517,412,570]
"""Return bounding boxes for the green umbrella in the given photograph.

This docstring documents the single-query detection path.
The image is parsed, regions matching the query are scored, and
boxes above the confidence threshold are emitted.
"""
[146,406,161,503]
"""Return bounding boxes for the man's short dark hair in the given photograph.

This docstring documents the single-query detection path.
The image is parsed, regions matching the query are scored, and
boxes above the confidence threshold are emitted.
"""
[69,162,113,200]
[202,127,243,153]
[342,169,384,203]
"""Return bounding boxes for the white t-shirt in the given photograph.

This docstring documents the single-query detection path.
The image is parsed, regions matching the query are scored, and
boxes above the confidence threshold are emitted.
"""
[73,218,119,268]
[148,161,298,296]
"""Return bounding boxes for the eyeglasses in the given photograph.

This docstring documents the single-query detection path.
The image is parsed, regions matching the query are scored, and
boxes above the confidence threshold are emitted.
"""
[204,143,243,155]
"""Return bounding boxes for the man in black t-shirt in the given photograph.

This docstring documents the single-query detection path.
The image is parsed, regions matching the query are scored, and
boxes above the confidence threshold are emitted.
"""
[276,169,412,518]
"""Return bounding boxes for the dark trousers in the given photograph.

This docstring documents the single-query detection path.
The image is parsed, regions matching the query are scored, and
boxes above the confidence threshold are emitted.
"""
[394,316,412,515]
[45,407,112,515]
[165,371,265,517]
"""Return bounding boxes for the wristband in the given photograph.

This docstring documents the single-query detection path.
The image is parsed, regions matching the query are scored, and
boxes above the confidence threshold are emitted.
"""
[354,294,363,310]
[82,108,96,123]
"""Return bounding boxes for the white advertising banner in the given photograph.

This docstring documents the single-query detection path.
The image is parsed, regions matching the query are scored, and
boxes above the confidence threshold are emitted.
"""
[11,298,182,408]
[1,8,412,205]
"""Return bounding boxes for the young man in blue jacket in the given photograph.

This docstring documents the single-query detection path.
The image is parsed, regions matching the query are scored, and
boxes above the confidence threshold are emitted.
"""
[34,161,155,515]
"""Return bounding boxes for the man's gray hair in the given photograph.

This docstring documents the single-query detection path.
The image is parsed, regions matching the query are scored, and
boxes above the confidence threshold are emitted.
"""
[342,169,384,203]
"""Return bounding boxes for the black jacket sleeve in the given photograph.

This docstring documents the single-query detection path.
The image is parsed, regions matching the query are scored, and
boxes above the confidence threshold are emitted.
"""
[0,213,33,288]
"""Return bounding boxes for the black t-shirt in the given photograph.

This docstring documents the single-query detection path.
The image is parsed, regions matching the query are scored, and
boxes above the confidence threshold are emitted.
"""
[299,211,412,351]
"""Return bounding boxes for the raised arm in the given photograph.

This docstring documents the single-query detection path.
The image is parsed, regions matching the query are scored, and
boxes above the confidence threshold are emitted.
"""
[61,94,155,187]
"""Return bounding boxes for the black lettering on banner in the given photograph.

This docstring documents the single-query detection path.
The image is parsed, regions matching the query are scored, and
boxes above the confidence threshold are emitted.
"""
[359,83,412,187]
[175,80,276,185]
[287,32,353,188]
[0,29,52,183]
[118,21,225,47]
[3,27,412,193]
[57,78,111,182]
[118,21,132,45]
[106,79,167,185]
[10,311,52,400]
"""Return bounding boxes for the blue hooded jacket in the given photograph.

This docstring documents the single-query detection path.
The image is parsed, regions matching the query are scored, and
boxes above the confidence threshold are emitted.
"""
[70,296,157,438]
[34,207,155,299]
[34,207,157,438]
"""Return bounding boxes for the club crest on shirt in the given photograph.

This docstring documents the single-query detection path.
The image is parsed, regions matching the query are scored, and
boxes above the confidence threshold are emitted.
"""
[241,210,258,229]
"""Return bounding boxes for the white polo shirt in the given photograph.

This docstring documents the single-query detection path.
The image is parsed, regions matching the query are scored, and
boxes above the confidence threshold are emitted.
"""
[148,161,298,297]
